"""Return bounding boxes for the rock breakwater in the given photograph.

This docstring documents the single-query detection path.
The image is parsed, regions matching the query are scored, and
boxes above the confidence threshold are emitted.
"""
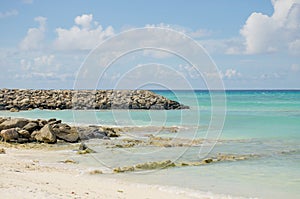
[0,89,189,111]
[0,117,119,144]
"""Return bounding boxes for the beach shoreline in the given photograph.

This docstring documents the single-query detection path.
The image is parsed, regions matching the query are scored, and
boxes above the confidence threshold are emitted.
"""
[0,144,242,199]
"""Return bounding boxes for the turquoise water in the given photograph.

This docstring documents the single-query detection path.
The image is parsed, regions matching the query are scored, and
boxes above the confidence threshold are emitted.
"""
[1,90,300,198]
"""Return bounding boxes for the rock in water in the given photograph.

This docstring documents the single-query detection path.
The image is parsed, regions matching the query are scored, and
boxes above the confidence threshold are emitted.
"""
[0,118,29,131]
[0,128,19,142]
[0,89,189,110]
[31,124,57,143]
[51,123,79,143]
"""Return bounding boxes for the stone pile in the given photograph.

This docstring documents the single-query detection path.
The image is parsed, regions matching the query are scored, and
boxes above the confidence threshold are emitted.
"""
[0,117,119,144]
[0,89,189,111]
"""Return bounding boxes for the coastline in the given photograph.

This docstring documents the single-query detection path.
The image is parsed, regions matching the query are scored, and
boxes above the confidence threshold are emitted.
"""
[0,144,244,199]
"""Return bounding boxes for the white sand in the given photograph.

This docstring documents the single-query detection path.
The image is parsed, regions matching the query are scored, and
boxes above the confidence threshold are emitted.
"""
[0,146,207,199]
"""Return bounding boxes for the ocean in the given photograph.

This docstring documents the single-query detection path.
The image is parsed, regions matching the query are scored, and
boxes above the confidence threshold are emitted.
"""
[1,90,299,198]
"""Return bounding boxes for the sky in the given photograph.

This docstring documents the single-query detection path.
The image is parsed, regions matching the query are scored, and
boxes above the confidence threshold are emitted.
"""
[0,0,300,89]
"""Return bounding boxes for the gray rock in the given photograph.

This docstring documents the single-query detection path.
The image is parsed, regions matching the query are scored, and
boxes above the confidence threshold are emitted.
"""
[77,126,108,140]
[17,138,29,143]
[0,128,19,142]
[0,118,29,131]
[0,89,189,111]
[22,122,39,132]
[51,123,79,143]
[18,129,31,138]
[31,124,56,143]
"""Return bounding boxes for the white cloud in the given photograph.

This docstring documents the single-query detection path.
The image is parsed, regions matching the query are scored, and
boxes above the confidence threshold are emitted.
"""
[53,14,114,50]
[260,72,281,79]
[224,69,242,79]
[20,54,59,72]
[289,39,300,54]
[240,0,300,54]
[203,69,242,80]
[0,9,18,19]
[188,29,212,38]
[19,16,47,50]
[145,23,211,38]
[74,14,93,29]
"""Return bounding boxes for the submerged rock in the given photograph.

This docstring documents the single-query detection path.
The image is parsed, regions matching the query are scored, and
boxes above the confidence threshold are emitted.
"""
[113,160,176,173]
[112,154,259,173]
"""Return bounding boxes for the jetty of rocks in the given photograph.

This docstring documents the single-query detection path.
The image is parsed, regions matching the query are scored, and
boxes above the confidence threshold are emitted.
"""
[0,89,189,111]
[0,117,120,144]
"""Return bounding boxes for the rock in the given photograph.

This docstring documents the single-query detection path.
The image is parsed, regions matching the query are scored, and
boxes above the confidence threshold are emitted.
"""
[9,108,19,112]
[0,128,19,142]
[135,160,175,170]
[0,148,5,154]
[18,129,31,138]
[77,148,96,154]
[89,170,103,175]
[102,127,120,137]
[79,142,88,150]
[31,124,56,143]
[38,120,47,128]
[77,126,108,140]
[0,118,7,124]
[22,122,39,132]
[0,89,189,111]
[17,138,29,143]
[51,123,79,143]
[0,118,29,131]
[60,159,77,164]
[202,158,213,164]
[113,166,135,173]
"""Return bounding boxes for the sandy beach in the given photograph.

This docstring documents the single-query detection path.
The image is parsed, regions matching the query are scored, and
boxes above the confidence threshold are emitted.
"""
[0,144,200,199]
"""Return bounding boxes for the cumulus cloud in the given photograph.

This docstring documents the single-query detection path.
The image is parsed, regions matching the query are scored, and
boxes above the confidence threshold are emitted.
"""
[20,16,47,50]
[53,14,114,50]
[74,14,93,29]
[0,9,18,19]
[20,54,59,72]
[240,0,300,54]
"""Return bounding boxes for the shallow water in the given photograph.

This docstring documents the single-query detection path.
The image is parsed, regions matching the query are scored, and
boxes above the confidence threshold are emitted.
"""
[1,90,300,198]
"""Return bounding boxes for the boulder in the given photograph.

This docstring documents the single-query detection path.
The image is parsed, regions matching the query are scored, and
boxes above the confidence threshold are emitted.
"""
[101,127,120,137]
[17,138,29,143]
[18,129,31,138]
[77,126,108,140]
[51,123,79,143]
[9,108,19,112]
[0,118,29,131]
[0,118,8,124]
[0,128,19,142]
[22,122,39,132]
[31,124,56,143]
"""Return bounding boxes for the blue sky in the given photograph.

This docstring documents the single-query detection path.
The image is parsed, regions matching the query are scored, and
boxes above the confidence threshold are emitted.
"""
[0,0,299,89]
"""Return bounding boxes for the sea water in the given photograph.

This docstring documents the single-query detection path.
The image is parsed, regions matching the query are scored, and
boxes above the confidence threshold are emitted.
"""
[1,90,299,198]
